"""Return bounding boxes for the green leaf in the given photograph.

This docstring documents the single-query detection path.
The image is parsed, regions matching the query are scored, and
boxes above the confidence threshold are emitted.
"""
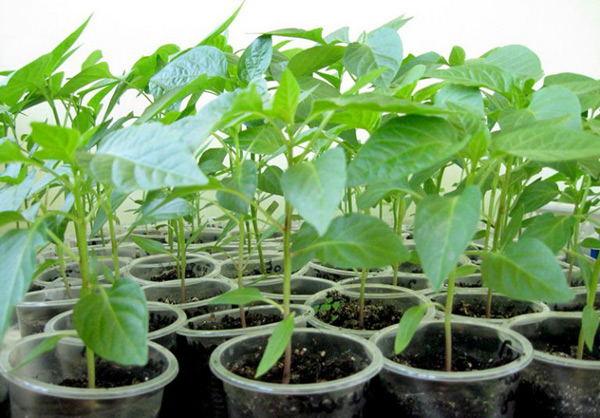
[431,63,516,93]
[131,236,170,255]
[435,85,484,116]
[199,1,244,46]
[149,46,227,97]
[90,190,129,238]
[287,45,344,77]
[217,160,258,214]
[343,67,388,95]
[14,333,74,370]
[513,180,559,214]
[313,93,451,116]
[0,138,28,164]
[481,45,543,82]
[481,238,573,303]
[134,197,195,225]
[449,46,466,66]
[273,69,300,123]
[493,121,600,162]
[414,186,481,291]
[231,125,285,155]
[500,205,524,250]
[344,28,403,88]
[544,72,600,111]
[59,62,112,96]
[30,123,81,162]
[394,304,428,354]
[238,36,273,83]
[582,305,600,351]
[324,27,350,44]
[282,148,346,236]
[521,214,575,254]
[262,28,326,44]
[580,237,600,249]
[210,287,274,306]
[49,15,91,71]
[378,15,412,31]
[293,213,409,269]
[256,314,295,378]
[0,226,45,343]
[356,178,415,210]
[198,148,227,174]
[347,115,465,187]
[529,85,582,130]
[73,279,148,365]
[0,211,26,227]
[258,166,284,196]
[90,123,208,192]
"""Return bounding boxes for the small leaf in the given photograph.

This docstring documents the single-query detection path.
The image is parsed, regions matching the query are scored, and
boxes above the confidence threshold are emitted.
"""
[14,333,74,370]
[287,45,344,77]
[131,236,170,255]
[210,287,273,306]
[582,305,600,351]
[432,63,516,93]
[217,160,258,214]
[395,304,427,354]
[481,238,573,303]
[481,45,543,82]
[449,46,466,66]
[521,214,575,254]
[31,123,80,162]
[258,166,284,196]
[580,237,600,249]
[134,198,195,226]
[238,36,273,83]
[529,85,582,130]
[256,314,295,378]
[0,138,28,164]
[273,69,300,123]
[73,279,148,365]
[512,180,559,214]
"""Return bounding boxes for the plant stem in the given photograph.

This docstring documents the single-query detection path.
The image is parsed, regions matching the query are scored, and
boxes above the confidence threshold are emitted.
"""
[282,202,293,384]
[105,193,120,279]
[177,218,187,303]
[86,347,95,389]
[56,245,73,299]
[238,215,247,328]
[358,269,367,329]
[577,255,600,359]
[445,273,456,372]
[250,204,266,274]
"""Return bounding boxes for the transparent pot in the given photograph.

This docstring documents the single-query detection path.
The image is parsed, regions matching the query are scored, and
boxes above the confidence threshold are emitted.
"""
[453,273,483,288]
[174,304,314,418]
[505,312,600,417]
[247,276,338,304]
[143,278,235,318]
[547,287,600,312]
[44,302,186,351]
[395,254,472,278]
[33,258,130,289]
[305,261,392,282]
[339,273,433,294]
[0,333,178,418]
[370,319,533,417]
[127,253,220,285]
[305,284,434,338]
[218,251,291,279]
[210,328,383,418]
[431,288,549,324]
[0,326,20,416]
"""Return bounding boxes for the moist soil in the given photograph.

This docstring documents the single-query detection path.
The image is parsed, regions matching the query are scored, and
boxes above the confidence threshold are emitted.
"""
[149,264,209,282]
[315,291,406,331]
[452,298,536,319]
[59,358,163,388]
[399,262,423,274]
[190,311,281,330]
[157,294,202,304]
[227,345,360,384]
[148,312,177,332]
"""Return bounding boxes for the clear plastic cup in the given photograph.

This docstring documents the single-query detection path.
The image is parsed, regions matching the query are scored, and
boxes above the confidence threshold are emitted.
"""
[304,261,392,282]
[0,333,178,418]
[210,328,383,418]
[339,274,433,294]
[370,319,533,417]
[246,276,338,304]
[127,253,220,286]
[34,258,129,289]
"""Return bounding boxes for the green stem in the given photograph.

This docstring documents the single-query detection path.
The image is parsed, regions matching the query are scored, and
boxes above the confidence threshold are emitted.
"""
[577,255,600,359]
[105,193,120,279]
[56,245,73,299]
[282,201,293,384]
[238,215,247,328]
[177,219,187,303]
[445,273,456,372]
[358,269,367,329]
[250,204,266,274]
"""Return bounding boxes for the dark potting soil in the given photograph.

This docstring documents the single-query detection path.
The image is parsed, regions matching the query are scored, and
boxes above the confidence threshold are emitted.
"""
[530,335,600,361]
[227,345,360,384]
[391,332,517,372]
[157,295,202,304]
[150,264,209,282]
[453,299,536,319]
[190,311,282,330]
[148,312,177,332]
[315,291,405,331]
[59,359,163,388]
[399,261,423,274]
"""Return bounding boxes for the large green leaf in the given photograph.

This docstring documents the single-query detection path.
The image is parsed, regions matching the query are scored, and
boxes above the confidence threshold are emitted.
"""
[431,63,516,93]
[282,148,346,236]
[512,180,559,214]
[529,85,582,130]
[582,305,600,351]
[0,138,29,164]
[313,93,451,116]
[344,27,403,88]
[347,115,465,187]
[258,166,284,196]
[134,197,195,226]
[217,160,258,214]
[481,45,543,82]
[435,85,484,116]
[287,45,344,77]
[148,46,227,97]
[256,314,295,378]
[481,238,573,303]
[73,279,148,365]
[90,123,208,192]
[30,123,81,162]
[544,72,600,110]
[262,28,326,44]
[272,69,300,123]
[292,213,409,269]
[414,186,481,291]
[0,227,45,343]
[199,1,244,46]
[238,36,273,83]
[521,213,575,254]
[493,121,600,162]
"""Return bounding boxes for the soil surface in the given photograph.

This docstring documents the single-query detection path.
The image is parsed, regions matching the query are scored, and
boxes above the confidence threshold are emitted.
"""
[157,295,202,304]
[148,312,177,332]
[391,332,517,372]
[59,359,163,388]
[228,345,360,384]
[190,311,282,330]
[531,336,600,361]
[315,291,406,331]
[150,264,210,281]
[399,262,423,274]
[452,298,536,319]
